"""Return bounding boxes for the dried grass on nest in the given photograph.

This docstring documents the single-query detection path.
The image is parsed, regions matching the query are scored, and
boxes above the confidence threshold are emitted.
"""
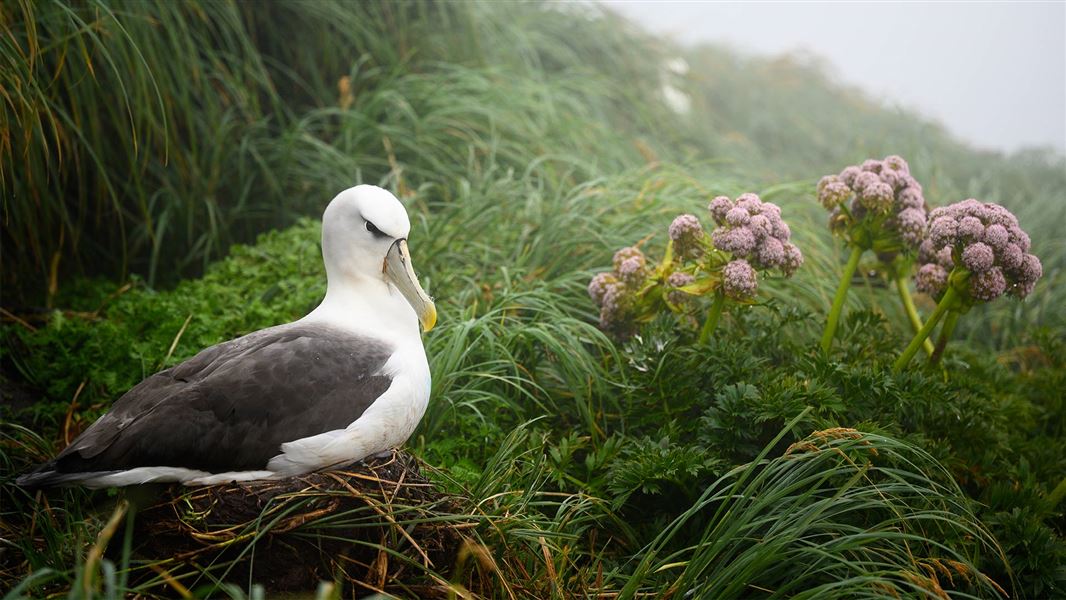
[131,449,474,596]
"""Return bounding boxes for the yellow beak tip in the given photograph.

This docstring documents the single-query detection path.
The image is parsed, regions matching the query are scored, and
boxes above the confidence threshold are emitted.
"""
[421,303,437,333]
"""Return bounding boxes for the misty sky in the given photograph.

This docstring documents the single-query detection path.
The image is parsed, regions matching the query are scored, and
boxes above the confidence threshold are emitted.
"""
[603,1,1066,155]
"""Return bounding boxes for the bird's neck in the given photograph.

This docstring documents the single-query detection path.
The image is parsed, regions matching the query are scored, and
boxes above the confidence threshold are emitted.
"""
[302,275,422,345]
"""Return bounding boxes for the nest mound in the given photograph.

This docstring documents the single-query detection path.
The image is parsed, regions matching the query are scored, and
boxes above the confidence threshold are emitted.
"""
[132,450,469,594]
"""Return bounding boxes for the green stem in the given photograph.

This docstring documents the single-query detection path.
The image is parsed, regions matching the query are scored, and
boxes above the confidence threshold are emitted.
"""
[821,245,864,353]
[1045,476,1066,514]
[699,291,726,345]
[895,276,935,357]
[930,310,960,365]
[893,285,959,373]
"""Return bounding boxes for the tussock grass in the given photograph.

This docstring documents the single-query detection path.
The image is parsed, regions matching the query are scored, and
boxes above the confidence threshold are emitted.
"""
[3,422,1012,598]
[616,422,1006,598]
[1,0,670,303]
[1,0,284,293]
[7,0,1061,330]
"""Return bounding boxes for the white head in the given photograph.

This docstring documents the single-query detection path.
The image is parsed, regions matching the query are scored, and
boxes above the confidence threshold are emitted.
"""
[318,185,436,333]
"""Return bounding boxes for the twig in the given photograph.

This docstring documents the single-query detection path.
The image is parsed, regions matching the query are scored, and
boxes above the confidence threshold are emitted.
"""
[160,313,193,369]
[63,380,86,445]
[538,536,563,598]
[148,563,194,599]
[326,472,434,568]
[0,306,36,331]
[82,500,128,598]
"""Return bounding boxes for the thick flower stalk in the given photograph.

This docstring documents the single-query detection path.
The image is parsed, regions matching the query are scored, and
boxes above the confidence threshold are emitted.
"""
[588,194,802,343]
[817,155,931,353]
[894,199,1042,371]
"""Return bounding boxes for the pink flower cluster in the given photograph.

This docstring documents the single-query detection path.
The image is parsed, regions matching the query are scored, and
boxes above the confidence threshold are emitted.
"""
[916,199,1042,301]
[589,193,805,338]
[588,246,648,333]
[669,214,704,260]
[708,193,802,299]
[721,259,758,300]
[818,154,927,249]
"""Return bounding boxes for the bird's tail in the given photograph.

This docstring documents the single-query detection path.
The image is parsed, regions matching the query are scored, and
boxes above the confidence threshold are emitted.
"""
[15,464,99,490]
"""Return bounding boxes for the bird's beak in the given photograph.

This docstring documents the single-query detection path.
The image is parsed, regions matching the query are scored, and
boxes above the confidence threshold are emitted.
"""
[384,239,437,332]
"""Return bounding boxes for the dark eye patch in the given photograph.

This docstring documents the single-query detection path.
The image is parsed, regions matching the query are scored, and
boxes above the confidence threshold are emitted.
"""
[365,220,388,238]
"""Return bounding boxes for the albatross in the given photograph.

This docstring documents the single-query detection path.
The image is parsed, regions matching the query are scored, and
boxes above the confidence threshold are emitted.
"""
[17,185,436,488]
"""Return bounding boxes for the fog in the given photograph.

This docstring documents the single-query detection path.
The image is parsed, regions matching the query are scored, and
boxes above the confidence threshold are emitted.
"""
[604,1,1066,155]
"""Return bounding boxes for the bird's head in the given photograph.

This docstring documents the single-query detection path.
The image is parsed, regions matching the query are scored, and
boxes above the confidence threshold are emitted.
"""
[321,185,436,332]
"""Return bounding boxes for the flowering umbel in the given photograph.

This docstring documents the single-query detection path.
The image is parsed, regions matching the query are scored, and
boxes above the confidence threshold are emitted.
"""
[917,199,1041,301]
[589,193,803,342]
[668,214,704,260]
[586,247,649,337]
[818,155,931,353]
[709,193,802,279]
[895,199,1043,371]
[819,155,927,252]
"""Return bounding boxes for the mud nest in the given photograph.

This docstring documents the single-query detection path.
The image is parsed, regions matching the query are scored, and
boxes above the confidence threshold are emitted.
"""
[130,450,470,595]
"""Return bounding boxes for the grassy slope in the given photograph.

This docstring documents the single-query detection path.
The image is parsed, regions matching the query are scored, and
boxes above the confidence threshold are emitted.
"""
[2,1,1064,597]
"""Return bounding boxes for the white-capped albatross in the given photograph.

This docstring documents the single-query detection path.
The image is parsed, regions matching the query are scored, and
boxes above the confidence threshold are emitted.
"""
[17,185,436,489]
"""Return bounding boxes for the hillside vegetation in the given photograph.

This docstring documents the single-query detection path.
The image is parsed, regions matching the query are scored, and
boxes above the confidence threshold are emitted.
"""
[2,1,1063,598]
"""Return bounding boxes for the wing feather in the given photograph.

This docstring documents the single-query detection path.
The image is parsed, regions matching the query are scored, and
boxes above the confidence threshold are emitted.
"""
[47,323,393,474]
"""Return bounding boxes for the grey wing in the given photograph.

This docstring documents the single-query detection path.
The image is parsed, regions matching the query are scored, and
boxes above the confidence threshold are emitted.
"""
[59,334,243,460]
[45,323,394,475]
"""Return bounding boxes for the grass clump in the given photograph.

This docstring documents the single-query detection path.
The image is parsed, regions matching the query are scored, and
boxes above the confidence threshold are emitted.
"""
[1,1,669,303]
[2,0,284,295]
[617,423,1006,598]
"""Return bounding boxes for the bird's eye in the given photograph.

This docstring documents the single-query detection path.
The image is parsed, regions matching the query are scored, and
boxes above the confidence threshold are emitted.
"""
[365,220,387,238]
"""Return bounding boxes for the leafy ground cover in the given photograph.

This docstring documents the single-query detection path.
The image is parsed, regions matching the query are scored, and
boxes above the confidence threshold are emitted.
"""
[2,1,1064,598]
